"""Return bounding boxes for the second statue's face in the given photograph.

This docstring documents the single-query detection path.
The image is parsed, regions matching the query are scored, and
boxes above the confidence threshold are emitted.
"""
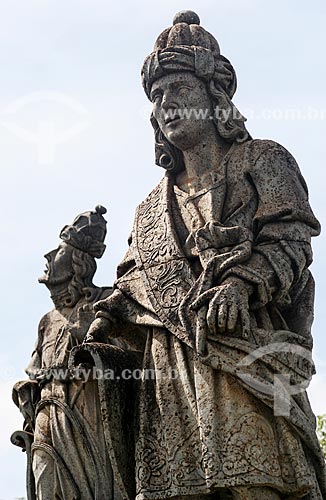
[39,242,74,286]
[150,71,215,151]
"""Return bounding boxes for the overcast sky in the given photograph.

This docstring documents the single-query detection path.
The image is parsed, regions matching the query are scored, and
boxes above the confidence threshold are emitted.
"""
[0,0,325,497]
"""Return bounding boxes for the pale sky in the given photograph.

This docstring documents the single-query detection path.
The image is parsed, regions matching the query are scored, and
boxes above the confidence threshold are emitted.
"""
[1,0,326,497]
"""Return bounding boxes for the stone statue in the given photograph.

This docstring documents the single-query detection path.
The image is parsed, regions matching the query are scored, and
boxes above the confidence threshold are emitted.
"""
[12,205,124,500]
[12,9,326,500]
[84,10,326,500]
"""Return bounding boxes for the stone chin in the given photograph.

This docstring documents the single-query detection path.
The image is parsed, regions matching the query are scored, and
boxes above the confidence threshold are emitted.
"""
[163,120,198,151]
[38,272,73,287]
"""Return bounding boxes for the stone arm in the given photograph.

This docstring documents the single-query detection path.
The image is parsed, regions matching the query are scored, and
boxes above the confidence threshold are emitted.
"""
[192,143,320,348]
[13,315,48,431]
[12,379,40,433]
[85,241,162,348]
[225,144,319,309]
[85,293,151,351]
[228,143,319,306]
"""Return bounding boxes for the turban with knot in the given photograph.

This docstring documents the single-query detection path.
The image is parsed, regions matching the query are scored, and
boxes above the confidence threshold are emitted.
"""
[141,10,237,100]
[60,205,107,258]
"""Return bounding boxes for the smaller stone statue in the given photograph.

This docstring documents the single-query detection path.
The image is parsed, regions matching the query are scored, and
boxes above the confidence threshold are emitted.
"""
[12,205,122,500]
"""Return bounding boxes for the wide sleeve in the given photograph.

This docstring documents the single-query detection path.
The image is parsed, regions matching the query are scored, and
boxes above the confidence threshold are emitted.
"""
[222,142,320,310]
[25,314,48,380]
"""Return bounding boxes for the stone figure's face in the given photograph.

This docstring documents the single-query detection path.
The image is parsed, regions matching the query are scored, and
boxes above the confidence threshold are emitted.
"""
[39,242,74,286]
[151,71,214,151]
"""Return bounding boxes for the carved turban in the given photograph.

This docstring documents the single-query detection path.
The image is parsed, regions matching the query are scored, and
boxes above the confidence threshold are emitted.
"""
[60,205,107,258]
[141,10,237,100]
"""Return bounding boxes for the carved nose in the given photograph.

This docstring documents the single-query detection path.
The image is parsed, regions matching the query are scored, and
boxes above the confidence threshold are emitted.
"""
[161,93,178,112]
[44,249,55,261]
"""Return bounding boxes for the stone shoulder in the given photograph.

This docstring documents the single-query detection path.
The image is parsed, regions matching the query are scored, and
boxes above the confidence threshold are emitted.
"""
[232,139,297,171]
[135,139,298,211]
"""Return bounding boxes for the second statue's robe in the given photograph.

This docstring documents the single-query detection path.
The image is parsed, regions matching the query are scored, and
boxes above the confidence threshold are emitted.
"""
[25,287,123,500]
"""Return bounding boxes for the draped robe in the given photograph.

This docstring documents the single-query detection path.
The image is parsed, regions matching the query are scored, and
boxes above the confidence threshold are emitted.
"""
[24,287,123,500]
[95,139,326,500]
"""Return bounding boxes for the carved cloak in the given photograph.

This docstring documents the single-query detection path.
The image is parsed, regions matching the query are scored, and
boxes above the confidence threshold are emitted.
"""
[95,139,325,499]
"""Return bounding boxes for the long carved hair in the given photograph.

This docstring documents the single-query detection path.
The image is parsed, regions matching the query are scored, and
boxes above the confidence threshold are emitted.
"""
[151,79,251,174]
[65,248,97,306]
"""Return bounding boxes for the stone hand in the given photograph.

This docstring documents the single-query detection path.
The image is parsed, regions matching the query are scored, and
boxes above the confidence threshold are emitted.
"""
[14,380,40,429]
[190,277,253,340]
[84,316,113,343]
[69,304,96,342]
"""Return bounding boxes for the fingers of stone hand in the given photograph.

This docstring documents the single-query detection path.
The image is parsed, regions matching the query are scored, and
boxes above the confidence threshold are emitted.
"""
[240,307,251,339]
[207,293,235,335]
[207,296,220,335]
[227,303,238,332]
[194,287,251,338]
[190,288,219,311]
[196,306,208,356]
[217,303,228,333]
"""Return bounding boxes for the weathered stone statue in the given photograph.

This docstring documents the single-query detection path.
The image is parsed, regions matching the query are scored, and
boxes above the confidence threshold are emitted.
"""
[12,205,124,500]
[83,10,326,500]
[12,9,326,500]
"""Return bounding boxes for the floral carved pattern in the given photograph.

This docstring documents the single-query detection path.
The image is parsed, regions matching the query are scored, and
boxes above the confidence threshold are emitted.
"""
[134,178,195,346]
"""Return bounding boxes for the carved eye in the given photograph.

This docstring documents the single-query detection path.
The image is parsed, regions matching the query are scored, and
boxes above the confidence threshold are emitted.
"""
[151,91,163,103]
[178,85,192,95]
